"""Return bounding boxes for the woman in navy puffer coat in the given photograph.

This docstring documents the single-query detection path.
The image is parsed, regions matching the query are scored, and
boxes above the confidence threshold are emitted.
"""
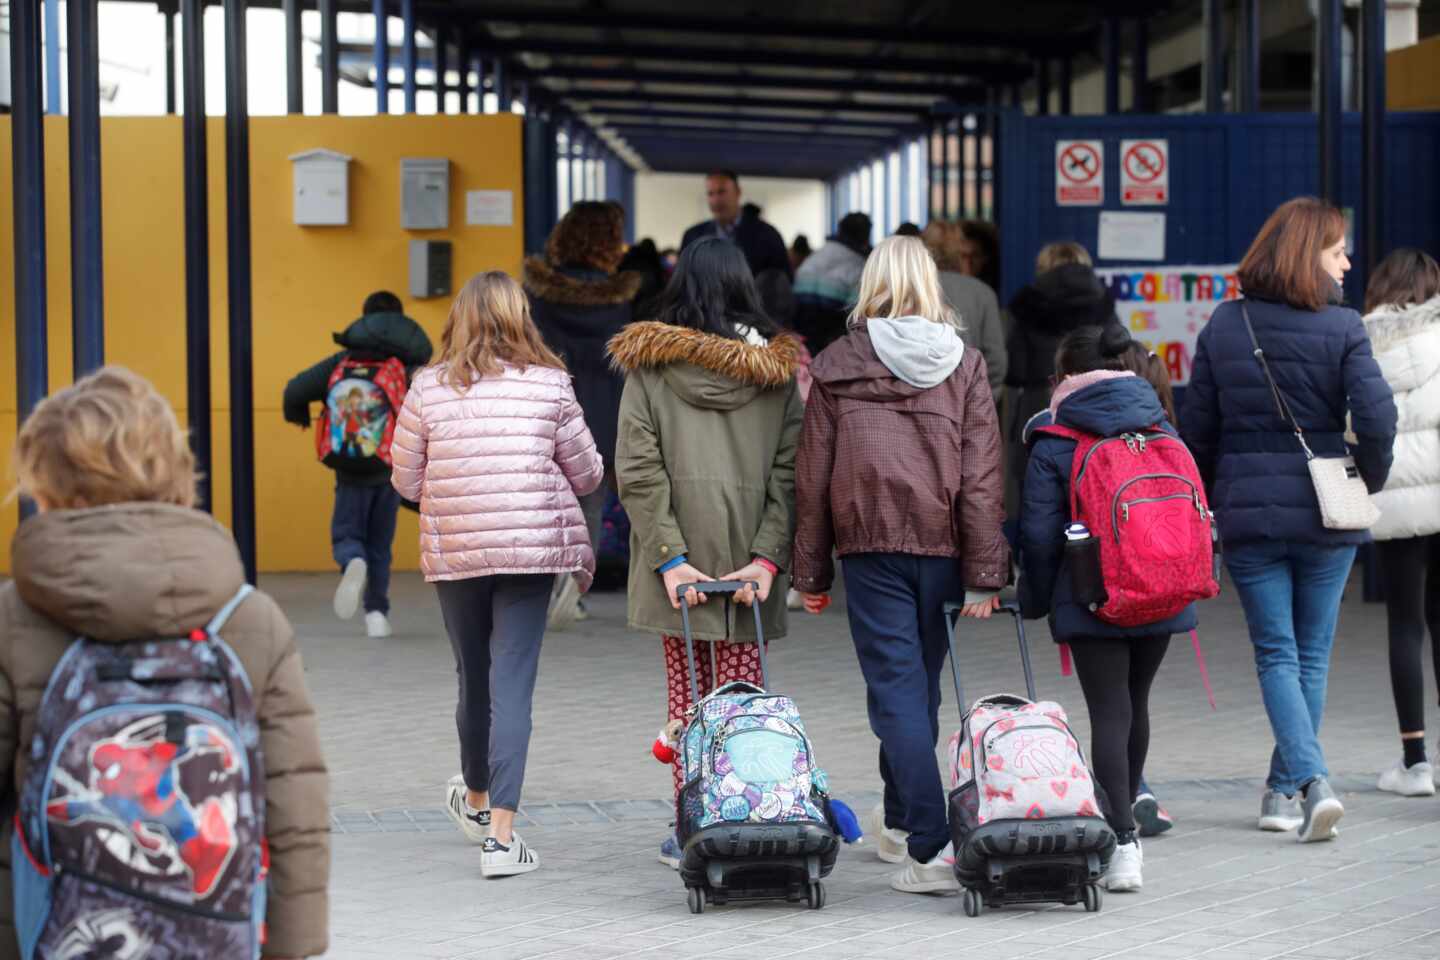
[1182,197,1397,844]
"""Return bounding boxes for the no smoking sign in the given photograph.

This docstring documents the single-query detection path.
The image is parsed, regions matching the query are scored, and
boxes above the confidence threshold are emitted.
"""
[1121,139,1168,205]
[1055,140,1103,206]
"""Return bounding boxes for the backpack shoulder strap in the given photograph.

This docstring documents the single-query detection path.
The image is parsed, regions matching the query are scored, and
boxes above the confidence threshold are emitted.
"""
[1032,423,1089,443]
[1032,423,1101,519]
[206,584,255,637]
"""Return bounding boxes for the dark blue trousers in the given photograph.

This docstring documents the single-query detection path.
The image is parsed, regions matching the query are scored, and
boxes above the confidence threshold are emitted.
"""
[842,553,964,863]
[332,482,401,614]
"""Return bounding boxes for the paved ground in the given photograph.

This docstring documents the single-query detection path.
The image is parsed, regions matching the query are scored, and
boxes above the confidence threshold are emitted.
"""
[266,567,1440,959]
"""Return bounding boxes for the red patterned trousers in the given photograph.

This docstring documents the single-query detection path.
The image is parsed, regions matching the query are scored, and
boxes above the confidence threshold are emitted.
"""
[662,635,764,797]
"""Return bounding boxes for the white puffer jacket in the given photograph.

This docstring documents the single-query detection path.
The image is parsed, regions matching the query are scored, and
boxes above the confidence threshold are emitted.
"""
[1365,295,1440,541]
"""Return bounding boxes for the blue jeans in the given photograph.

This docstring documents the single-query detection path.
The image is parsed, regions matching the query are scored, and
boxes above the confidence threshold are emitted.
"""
[1226,540,1357,796]
[842,553,964,863]
[332,482,401,614]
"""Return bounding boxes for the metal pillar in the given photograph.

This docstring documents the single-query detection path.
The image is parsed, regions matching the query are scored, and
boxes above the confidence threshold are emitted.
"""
[1204,0,1226,112]
[1007,84,1021,109]
[1058,57,1072,115]
[165,6,177,115]
[319,0,338,114]
[373,0,389,113]
[284,0,302,113]
[1103,16,1121,115]
[571,132,584,203]
[898,142,910,227]
[523,114,557,252]
[181,0,212,511]
[1036,59,1050,116]
[224,0,258,584]
[1240,0,1261,112]
[1133,18,1149,112]
[45,0,61,113]
[69,0,105,376]
[946,119,959,220]
[434,26,448,113]
[1317,0,1342,203]
[12,0,50,519]
[402,0,417,113]
[458,34,471,112]
[495,58,509,112]
[1360,0,1385,278]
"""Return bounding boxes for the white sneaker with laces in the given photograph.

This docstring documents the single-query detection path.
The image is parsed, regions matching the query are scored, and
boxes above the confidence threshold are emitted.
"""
[1104,839,1143,892]
[481,832,539,877]
[334,558,367,620]
[365,611,392,639]
[866,803,908,864]
[890,842,958,894]
[1377,759,1436,797]
[443,774,490,844]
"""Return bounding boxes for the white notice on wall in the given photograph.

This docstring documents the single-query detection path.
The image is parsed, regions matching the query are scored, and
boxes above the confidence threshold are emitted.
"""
[466,190,514,226]
[1098,211,1166,262]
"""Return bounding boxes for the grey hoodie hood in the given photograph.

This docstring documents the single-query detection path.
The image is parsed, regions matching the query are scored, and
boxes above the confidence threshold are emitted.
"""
[865,315,964,389]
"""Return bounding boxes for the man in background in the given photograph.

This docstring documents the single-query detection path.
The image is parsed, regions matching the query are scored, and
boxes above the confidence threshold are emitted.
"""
[681,170,792,279]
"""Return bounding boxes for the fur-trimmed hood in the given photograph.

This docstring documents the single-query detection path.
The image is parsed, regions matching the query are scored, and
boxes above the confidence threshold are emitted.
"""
[1364,294,1440,403]
[607,321,801,411]
[1364,294,1440,355]
[523,256,643,307]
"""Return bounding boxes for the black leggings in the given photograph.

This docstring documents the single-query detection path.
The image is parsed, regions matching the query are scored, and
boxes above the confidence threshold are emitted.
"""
[1378,536,1440,734]
[1069,635,1171,837]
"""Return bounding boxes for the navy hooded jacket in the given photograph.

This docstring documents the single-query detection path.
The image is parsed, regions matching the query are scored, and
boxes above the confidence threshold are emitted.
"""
[1019,373,1199,642]
[1181,297,1397,547]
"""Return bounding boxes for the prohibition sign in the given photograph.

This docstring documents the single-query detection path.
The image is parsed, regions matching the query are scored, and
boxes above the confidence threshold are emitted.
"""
[1060,143,1101,184]
[1123,142,1165,183]
[1056,139,1103,205]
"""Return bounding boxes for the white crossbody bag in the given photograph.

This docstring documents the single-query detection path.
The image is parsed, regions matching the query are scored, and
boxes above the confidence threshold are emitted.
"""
[1241,303,1380,531]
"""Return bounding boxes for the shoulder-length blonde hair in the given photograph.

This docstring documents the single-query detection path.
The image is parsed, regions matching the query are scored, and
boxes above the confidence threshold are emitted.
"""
[15,366,197,510]
[849,235,960,330]
[438,271,566,391]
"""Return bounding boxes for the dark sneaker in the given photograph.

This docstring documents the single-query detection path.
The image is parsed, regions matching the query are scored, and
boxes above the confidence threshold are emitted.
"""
[444,774,490,843]
[1297,778,1343,844]
[1133,792,1174,837]
[659,834,681,870]
[481,833,539,877]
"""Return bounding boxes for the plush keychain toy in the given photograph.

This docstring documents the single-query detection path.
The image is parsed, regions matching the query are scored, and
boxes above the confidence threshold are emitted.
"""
[651,719,685,765]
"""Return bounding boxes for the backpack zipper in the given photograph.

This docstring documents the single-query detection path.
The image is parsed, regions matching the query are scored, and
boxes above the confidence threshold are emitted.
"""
[978,719,1080,775]
[54,861,254,924]
[1074,432,1170,486]
[1110,474,1205,542]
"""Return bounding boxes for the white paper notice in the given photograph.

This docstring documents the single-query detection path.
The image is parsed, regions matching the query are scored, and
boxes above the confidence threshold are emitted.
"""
[466,190,514,226]
[1098,212,1166,262]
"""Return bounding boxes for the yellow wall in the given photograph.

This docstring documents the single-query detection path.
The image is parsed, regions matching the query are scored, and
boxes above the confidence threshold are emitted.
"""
[1388,35,1440,111]
[0,114,525,572]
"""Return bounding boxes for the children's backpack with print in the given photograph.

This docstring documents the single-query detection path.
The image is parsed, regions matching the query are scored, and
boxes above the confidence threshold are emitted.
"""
[1033,424,1220,627]
[12,587,268,959]
[315,355,409,473]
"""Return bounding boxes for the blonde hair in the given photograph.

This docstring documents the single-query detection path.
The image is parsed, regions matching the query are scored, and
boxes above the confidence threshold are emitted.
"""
[438,271,566,391]
[1036,241,1092,274]
[849,235,961,331]
[921,221,965,273]
[15,366,197,510]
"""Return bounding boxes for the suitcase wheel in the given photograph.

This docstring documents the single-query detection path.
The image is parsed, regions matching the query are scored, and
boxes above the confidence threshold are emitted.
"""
[1083,883,1102,913]
[962,887,983,918]
[806,881,826,910]
[686,886,704,914]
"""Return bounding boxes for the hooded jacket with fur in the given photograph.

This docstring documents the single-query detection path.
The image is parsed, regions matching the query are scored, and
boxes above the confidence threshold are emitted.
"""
[609,321,804,642]
[1364,295,1440,541]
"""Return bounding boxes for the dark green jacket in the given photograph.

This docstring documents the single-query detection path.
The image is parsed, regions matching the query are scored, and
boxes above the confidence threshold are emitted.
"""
[610,321,804,643]
[282,312,434,487]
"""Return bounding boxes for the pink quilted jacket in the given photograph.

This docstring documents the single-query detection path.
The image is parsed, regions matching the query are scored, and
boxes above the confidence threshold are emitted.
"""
[390,363,604,588]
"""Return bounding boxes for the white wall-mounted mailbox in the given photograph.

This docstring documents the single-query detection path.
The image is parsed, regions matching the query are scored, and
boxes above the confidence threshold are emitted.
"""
[401,157,450,230]
[289,149,352,226]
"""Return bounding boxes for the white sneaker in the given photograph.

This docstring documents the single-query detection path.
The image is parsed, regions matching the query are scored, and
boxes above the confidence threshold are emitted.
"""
[546,576,581,630]
[365,611,393,639]
[334,558,367,620]
[443,774,490,843]
[481,832,539,877]
[1258,789,1303,832]
[786,588,804,611]
[890,842,958,894]
[1378,759,1437,797]
[1104,839,1143,892]
[866,803,909,864]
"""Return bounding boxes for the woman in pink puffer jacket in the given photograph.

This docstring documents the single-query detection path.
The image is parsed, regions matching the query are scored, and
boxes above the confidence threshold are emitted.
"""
[391,271,603,878]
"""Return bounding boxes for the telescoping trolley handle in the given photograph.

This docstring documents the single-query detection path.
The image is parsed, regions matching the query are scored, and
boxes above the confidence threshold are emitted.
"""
[943,598,1038,721]
[676,580,770,705]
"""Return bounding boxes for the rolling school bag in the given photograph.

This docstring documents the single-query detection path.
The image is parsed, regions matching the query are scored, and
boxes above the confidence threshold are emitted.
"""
[12,586,268,959]
[673,582,839,914]
[945,600,1116,917]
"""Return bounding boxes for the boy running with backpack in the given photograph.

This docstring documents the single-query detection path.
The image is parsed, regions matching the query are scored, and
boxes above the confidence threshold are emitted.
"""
[1,367,329,959]
[283,291,434,638]
[1019,323,1218,894]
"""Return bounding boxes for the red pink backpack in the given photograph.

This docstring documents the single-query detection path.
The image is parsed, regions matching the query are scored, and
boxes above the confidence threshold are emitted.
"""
[1033,425,1220,627]
[315,356,408,472]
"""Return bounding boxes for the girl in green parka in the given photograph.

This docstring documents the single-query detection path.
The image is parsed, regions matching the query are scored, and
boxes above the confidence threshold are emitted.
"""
[607,238,805,869]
